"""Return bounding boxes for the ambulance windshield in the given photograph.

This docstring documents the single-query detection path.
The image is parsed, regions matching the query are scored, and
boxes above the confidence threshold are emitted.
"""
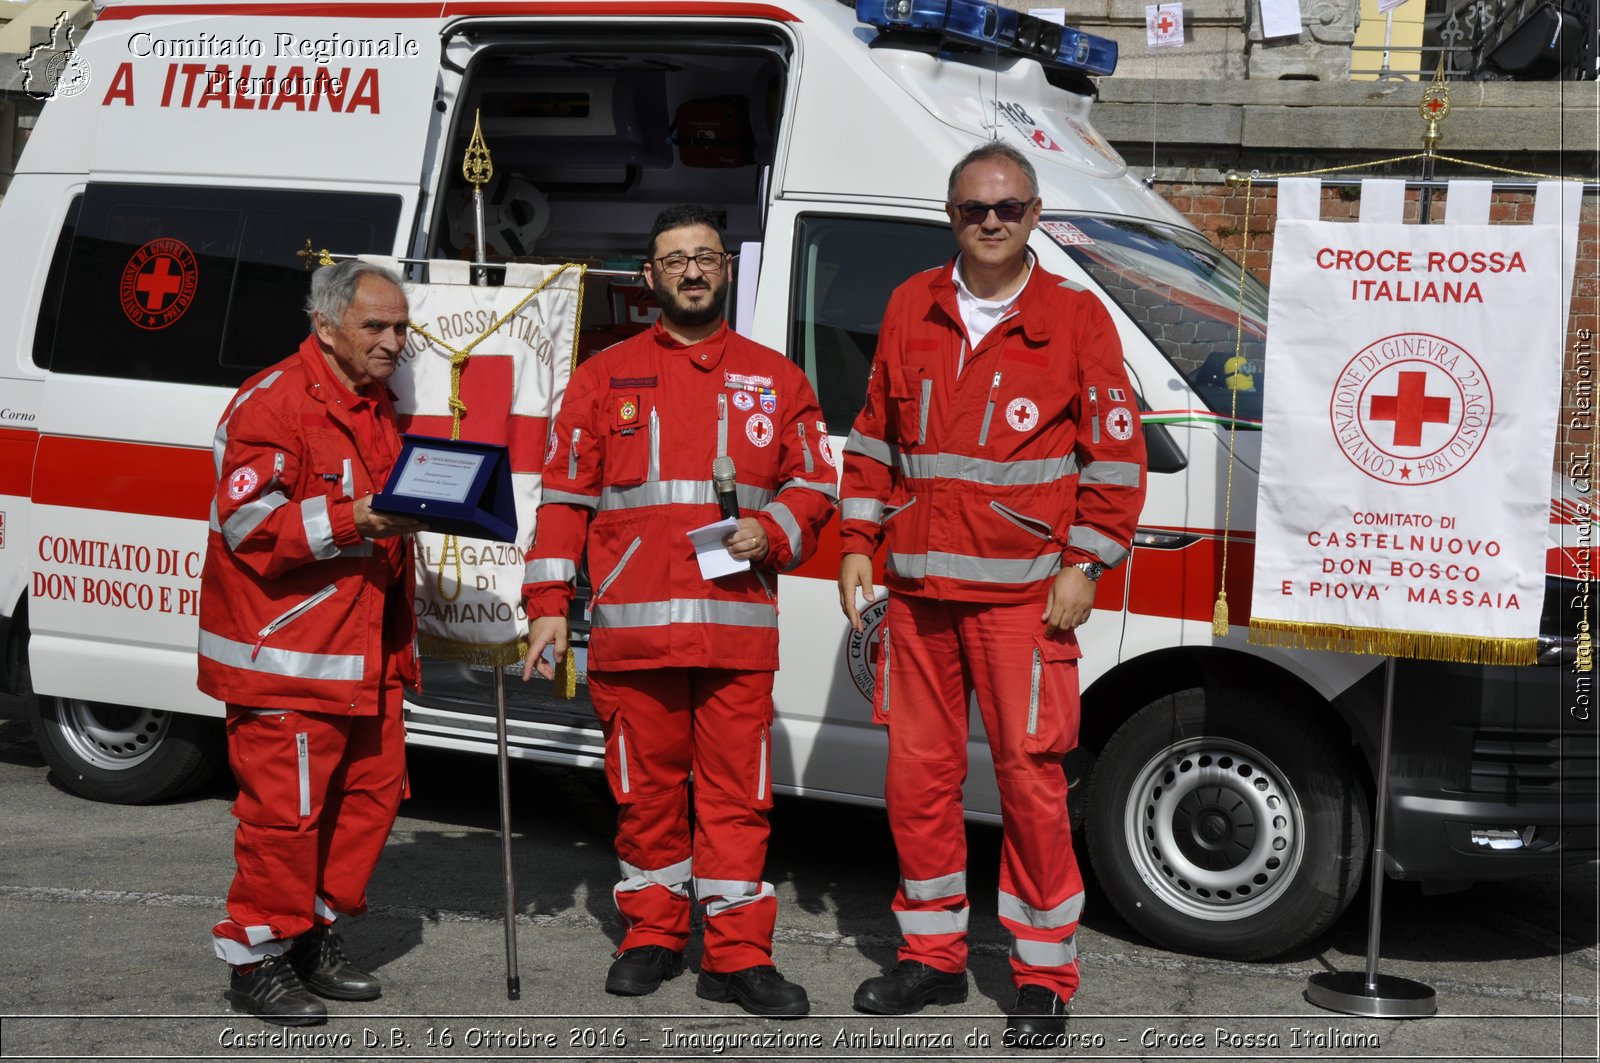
[1044,215,1268,426]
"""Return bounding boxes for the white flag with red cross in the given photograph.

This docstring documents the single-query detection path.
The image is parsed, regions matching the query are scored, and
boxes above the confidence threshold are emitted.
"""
[1146,4,1184,48]
[1247,178,1582,665]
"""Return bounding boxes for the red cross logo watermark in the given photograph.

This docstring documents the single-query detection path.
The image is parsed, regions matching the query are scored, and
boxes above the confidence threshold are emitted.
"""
[1329,333,1492,486]
[119,238,198,331]
[226,466,259,501]
[746,412,774,447]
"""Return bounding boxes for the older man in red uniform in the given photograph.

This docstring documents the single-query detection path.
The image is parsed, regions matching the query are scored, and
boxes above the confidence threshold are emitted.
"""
[199,259,422,1026]
[522,205,836,1017]
[839,142,1147,1047]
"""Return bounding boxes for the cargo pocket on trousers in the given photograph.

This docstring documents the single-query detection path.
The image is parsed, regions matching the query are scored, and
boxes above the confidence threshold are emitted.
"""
[227,712,310,827]
[1023,635,1082,757]
[871,625,893,726]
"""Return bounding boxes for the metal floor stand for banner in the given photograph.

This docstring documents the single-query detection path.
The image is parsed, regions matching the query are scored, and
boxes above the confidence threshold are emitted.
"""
[493,666,522,1000]
[1304,657,1435,1017]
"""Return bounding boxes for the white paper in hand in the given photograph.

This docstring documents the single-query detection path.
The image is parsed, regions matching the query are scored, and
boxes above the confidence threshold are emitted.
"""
[688,518,750,580]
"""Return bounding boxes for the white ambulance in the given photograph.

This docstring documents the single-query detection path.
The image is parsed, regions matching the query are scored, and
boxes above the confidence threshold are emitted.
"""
[0,0,1589,960]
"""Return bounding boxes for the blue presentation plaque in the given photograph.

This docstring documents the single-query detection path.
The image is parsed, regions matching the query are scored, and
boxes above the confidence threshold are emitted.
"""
[372,434,518,543]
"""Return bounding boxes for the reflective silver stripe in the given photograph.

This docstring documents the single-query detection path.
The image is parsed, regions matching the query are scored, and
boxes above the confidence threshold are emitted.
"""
[780,476,839,501]
[903,871,966,902]
[337,542,374,558]
[595,537,642,600]
[696,879,775,917]
[617,728,630,793]
[895,907,970,936]
[999,890,1085,930]
[842,498,885,524]
[525,557,577,584]
[268,452,285,492]
[1028,648,1042,736]
[1079,460,1142,486]
[600,479,775,513]
[340,458,354,499]
[313,896,341,922]
[888,551,1063,584]
[301,495,339,559]
[897,451,1078,486]
[618,857,692,896]
[979,371,1001,446]
[1069,525,1130,567]
[649,407,660,482]
[918,378,931,444]
[212,370,285,476]
[296,732,311,817]
[211,932,285,966]
[198,630,364,682]
[796,422,814,474]
[717,393,728,456]
[257,583,338,641]
[879,628,891,715]
[223,493,289,551]
[757,727,768,799]
[844,428,894,466]
[543,489,600,509]
[1011,935,1077,968]
[591,599,778,630]
[568,428,581,480]
[764,501,802,562]
[1088,386,1101,444]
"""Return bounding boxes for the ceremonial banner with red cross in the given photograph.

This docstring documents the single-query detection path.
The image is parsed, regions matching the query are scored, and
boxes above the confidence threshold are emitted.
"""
[1248,178,1582,664]
[376,258,583,665]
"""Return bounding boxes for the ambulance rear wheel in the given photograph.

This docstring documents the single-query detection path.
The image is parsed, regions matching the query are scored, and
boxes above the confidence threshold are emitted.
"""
[31,696,225,804]
[1086,688,1368,959]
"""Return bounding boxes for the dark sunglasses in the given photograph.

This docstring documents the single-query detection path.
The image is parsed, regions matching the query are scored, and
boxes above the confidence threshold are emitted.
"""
[952,198,1036,225]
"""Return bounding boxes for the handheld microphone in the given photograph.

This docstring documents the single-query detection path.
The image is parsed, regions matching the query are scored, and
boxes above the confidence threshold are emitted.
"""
[712,455,740,522]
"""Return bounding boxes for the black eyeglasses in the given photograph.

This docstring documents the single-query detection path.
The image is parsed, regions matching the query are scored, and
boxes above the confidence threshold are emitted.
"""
[652,251,730,275]
[951,198,1036,225]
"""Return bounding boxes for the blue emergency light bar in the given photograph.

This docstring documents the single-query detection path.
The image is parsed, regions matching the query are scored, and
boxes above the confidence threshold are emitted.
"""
[856,0,1118,78]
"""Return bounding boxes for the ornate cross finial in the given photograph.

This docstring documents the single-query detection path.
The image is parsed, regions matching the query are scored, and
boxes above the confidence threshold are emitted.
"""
[464,109,493,190]
[1420,55,1451,152]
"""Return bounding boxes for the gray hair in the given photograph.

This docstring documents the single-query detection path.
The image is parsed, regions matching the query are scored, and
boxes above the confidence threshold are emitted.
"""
[305,259,405,328]
[946,141,1040,203]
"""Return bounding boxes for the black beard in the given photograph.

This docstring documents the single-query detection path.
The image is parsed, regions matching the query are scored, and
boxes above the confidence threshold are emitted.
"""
[653,275,729,328]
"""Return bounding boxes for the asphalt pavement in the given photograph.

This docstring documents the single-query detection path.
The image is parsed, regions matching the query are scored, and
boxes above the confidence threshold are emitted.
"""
[0,693,1595,1062]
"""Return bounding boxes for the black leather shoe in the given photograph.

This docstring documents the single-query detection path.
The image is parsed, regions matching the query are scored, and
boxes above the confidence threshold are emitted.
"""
[853,960,969,1015]
[696,965,810,1018]
[1003,984,1069,1049]
[227,953,328,1026]
[604,946,684,996]
[287,925,381,1001]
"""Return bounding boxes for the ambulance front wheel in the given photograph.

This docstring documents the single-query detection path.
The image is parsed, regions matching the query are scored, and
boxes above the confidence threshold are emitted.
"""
[31,696,225,804]
[1086,687,1370,959]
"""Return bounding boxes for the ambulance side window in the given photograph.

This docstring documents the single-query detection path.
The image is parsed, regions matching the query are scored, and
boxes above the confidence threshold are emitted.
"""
[790,214,951,432]
[36,184,401,388]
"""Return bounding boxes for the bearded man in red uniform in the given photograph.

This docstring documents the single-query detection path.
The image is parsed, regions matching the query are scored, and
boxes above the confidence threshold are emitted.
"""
[199,259,423,1025]
[838,142,1148,1047]
[521,205,836,1017]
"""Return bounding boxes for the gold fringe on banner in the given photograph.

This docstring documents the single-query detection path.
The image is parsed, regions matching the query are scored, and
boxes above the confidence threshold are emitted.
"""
[418,632,527,667]
[1247,619,1537,666]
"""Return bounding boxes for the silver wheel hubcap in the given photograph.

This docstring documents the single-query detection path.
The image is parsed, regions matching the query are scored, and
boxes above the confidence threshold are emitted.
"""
[1121,736,1305,921]
[52,699,170,771]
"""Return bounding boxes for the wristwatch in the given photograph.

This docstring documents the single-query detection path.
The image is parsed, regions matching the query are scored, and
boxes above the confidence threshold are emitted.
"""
[1071,560,1104,583]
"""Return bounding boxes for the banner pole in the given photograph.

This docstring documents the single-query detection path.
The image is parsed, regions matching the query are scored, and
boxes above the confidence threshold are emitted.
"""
[492,664,522,1000]
[1304,657,1435,1017]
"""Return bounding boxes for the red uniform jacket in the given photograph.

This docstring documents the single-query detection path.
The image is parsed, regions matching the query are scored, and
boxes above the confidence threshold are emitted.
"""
[196,336,418,713]
[523,322,838,672]
[839,260,1147,604]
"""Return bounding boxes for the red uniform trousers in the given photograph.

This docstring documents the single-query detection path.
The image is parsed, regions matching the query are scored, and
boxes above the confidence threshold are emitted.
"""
[880,594,1085,999]
[589,667,777,974]
[211,599,409,966]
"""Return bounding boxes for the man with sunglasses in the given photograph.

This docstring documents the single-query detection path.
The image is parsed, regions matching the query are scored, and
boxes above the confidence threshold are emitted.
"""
[838,143,1147,1046]
[522,204,836,1018]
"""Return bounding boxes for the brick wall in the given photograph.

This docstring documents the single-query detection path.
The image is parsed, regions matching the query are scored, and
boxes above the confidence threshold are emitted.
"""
[1158,180,1600,475]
